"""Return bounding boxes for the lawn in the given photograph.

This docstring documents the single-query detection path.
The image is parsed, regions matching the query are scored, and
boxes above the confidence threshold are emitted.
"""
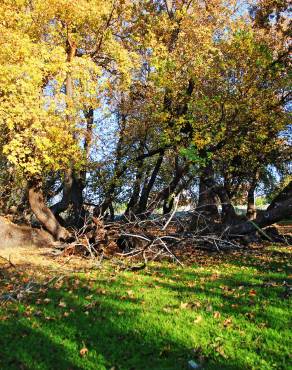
[0,245,291,370]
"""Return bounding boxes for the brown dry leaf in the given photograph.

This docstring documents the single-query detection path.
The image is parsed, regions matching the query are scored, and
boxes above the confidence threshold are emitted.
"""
[245,312,255,320]
[223,318,232,327]
[216,346,228,359]
[43,298,51,304]
[180,302,189,309]
[194,315,203,324]
[79,347,88,357]
[213,311,221,319]
[206,305,213,312]
[193,301,202,309]
[58,301,67,308]
[249,289,257,296]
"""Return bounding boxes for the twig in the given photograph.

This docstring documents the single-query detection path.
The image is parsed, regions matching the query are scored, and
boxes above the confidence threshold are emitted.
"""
[0,255,15,268]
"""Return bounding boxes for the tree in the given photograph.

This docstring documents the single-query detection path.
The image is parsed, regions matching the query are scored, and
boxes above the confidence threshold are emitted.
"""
[0,0,136,238]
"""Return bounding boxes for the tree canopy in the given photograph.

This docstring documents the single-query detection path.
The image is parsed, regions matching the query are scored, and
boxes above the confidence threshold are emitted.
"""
[0,0,291,239]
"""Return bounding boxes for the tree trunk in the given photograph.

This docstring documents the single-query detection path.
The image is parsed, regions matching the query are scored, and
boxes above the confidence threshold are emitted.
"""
[50,168,73,216]
[71,175,86,228]
[268,181,292,211]
[136,152,164,215]
[246,171,259,220]
[197,180,220,220]
[230,193,292,236]
[246,186,256,220]
[125,161,144,215]
[197,165,220,220]
[148,160,190,214]
[216,187,237,223]
[50,39,76,218]
[28,179,70,241]
[198,164,237,223]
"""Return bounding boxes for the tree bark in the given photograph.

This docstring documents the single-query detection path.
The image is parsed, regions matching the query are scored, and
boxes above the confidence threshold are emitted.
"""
[267,181,292,211]
[246,186,256,220]
[125,160,144,215]
[147,160,190,214]
[50,39,76,218]
[136,152,164,215]
[246,171,259,220]
[197,180,220,220]
[230,190,292,236]
[28,179,70,241]
[216,187,237,223]
[197,164,220,220]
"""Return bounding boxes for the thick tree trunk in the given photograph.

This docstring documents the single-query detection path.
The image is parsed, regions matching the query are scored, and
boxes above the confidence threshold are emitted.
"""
[50,169,73,216]
[246,171,259,220]
[28,179,70,241]
[267,181,292,211]
[70,108,94,227]
[71,175,86,228]
[197,165,220,220]
[230,194,292,236]
[216,187,237,223]
[246,186,256,220]
[50,42,88,228]
[198,164,237,223]
[0,216,55,248]
[50,39,76,218]
[197,180,220,220]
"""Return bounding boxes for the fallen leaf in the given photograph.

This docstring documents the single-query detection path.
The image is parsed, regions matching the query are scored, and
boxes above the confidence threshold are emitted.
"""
[194,315,203,324]
[213,311,221,319]
[79,347,88,357]
[180,302,189,309]
[223,318,232,327]
[249,289,257,296]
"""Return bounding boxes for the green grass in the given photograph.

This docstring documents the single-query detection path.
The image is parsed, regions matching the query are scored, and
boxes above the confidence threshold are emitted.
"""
[0,246,291,370]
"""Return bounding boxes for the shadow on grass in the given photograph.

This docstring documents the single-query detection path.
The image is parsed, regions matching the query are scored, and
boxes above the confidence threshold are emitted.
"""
[0,248,290,370]
[0,275,191,370]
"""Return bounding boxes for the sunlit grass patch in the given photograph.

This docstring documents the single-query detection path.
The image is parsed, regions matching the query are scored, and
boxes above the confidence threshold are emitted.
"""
[0,245,291,369]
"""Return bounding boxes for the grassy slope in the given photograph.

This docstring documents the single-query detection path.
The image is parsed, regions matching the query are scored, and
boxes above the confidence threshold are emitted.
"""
[0,246,291,370]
